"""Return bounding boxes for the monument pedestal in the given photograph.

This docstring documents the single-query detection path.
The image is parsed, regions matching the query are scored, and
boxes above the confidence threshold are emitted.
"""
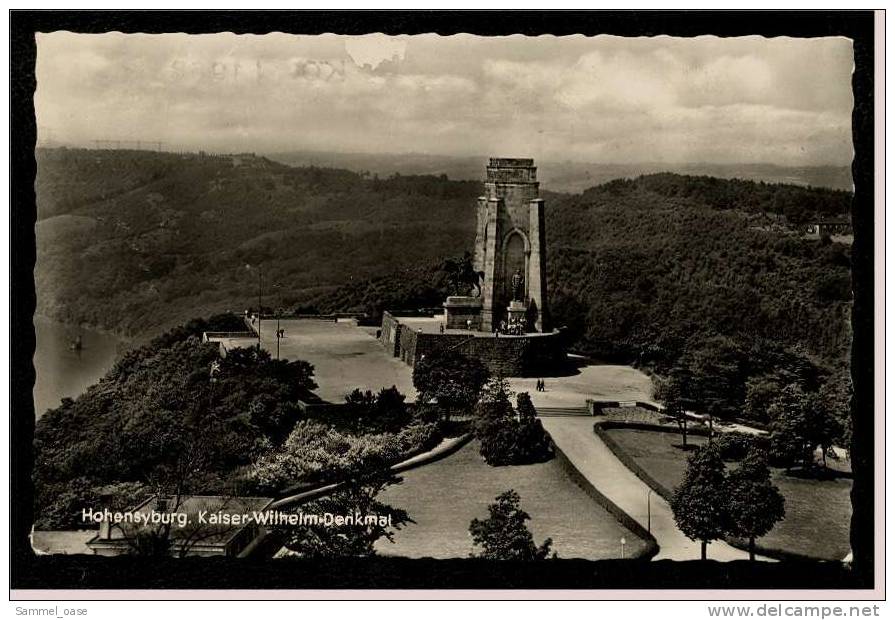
[444,296,483,330]
[506,300,527,334]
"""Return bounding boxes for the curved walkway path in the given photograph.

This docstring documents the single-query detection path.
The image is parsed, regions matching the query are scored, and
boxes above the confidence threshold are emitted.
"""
[541,416,772,562]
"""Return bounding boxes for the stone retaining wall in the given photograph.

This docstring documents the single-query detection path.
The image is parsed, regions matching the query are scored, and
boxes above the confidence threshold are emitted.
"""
[380,314,566,377]
[380,312,403,358]
[551,439,658,560]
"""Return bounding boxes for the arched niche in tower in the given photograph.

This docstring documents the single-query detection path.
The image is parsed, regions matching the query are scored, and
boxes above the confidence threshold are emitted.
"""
[501,228,531,302]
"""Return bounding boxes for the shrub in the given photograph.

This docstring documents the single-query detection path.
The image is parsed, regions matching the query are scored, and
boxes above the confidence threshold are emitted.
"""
[716,432,766,461]
[411,402,442,424]
[469,490,554,560]
[395,422,442,454]
[342,385,411,433]
[248,420,441,493]
[474,384,552,466]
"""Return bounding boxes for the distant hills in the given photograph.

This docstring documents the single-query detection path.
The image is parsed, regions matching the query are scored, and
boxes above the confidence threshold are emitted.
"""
[268,150,854,194]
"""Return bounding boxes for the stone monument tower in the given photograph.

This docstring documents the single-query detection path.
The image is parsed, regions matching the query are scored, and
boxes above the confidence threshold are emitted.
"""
[388,157,563,375]
[473,157,549,333]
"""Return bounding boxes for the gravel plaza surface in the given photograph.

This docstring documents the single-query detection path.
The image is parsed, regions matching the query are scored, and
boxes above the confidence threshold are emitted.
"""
[240,318,418,403]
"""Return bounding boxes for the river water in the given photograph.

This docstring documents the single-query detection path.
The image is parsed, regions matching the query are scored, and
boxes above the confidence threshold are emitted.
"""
[32,316,123,418]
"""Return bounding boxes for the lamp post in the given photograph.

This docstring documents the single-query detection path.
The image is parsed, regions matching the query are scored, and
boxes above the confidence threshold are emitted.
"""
[245,264,262,348]
[620,537,627,559]
[257,270,262,349]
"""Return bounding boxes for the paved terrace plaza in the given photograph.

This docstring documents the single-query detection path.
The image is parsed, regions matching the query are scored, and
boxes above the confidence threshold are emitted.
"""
[215,318,417,403]
[507,360,655,409]
[215,317,657,407]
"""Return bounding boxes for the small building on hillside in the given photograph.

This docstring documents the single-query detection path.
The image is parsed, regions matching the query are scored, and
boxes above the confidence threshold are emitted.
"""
[86,495,274,558]
[30,530,94,555]
[805,220,853,238]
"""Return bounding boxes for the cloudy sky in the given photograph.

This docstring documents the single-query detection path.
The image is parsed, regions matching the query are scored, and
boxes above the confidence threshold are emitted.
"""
[35,32,854,166]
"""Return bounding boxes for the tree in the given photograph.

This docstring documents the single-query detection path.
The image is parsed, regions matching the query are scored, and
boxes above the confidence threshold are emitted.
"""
[474,383,552,466]
[818,373,853,456]
[412,349,490,420]
[769,383,845,472]
[804,391,843,468]
[124,494,248,559]
[716,431,764,462]
[724,447,785,560]
[281,465,410,558]
[475,378,518,465]
[511,392,553,463]
[670,442,728,559]
[129,528,174,557]
[477,376,515,418]
[469,490,553,560]
[768,384,815,471]
[373,385,410,430]
[743,375,782,424]
[345,388,376,411]
[342,385,409,433]
[515,391,538,422]
[657,373,689,448]
[746,342,822,395]
[33,316,320,529]
[676,336,748,426]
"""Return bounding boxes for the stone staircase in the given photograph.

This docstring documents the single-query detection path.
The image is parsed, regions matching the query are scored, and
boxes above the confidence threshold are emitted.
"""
[536,406,590,417]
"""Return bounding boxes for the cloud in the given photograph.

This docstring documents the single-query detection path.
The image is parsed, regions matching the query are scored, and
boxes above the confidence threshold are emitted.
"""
[345,35,407,70]
[34,32,854,166]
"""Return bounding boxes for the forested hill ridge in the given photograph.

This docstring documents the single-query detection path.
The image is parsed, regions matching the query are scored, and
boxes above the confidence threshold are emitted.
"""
[35,148,852,378]
[544,175,852,366]
[35,148,480,337]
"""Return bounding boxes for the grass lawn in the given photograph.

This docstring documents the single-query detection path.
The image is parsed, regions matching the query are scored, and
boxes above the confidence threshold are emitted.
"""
[374,441,649,560]
[604,429,852,561]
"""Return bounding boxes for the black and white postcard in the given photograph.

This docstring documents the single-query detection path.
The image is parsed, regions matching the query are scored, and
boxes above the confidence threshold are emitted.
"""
[8,10,882,602]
